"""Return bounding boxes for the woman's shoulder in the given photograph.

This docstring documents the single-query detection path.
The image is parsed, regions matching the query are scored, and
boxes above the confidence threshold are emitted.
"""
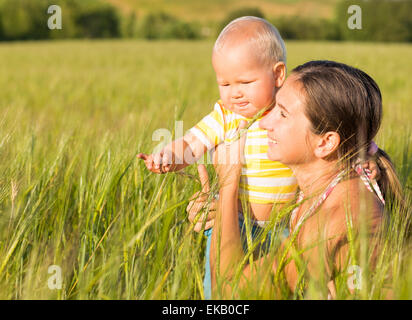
[326,176,383,209]
[321,176,384,233]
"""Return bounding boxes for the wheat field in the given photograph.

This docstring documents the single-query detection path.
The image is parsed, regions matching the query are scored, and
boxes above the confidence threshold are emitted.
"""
[0,39,411,299]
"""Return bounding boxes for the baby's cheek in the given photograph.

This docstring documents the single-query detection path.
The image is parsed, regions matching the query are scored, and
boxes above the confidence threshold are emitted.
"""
[224,103,236,114]
[221,93,231,107]
[249,86,261,102]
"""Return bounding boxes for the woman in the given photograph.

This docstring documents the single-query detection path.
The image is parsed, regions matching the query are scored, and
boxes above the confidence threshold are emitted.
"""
[191,60,402,299]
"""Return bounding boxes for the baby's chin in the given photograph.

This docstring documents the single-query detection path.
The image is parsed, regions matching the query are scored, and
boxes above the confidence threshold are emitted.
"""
[227,104,262,119]
[267,148,283,162]
[238,110,258,119]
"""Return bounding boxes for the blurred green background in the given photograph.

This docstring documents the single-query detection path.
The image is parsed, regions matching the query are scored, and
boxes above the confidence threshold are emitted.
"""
[0,0,411,42]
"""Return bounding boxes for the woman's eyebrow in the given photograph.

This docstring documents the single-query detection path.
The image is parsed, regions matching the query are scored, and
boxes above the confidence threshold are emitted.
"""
[277,103,289,113]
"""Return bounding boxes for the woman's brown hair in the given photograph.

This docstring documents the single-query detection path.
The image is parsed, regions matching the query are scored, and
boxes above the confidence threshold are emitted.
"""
[291,60,403,206]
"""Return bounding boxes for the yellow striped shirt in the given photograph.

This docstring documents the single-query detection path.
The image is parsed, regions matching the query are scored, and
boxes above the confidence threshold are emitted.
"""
[190,101,297,204]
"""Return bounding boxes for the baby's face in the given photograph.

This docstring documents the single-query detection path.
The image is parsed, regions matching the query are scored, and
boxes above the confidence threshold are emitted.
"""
[212,43,278,119]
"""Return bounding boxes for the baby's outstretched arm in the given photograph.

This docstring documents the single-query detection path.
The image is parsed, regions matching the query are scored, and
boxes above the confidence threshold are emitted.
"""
[137,132,208,174]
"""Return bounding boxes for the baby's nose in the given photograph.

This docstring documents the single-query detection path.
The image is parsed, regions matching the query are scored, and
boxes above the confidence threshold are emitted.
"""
[232,87,243,98]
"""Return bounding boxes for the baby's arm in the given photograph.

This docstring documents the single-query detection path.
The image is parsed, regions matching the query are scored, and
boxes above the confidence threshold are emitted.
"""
[137,132,208,174]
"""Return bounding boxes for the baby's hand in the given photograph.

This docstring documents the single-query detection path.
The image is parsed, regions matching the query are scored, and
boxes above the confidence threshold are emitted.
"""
[137,150,173,174]
[362,159,381,181]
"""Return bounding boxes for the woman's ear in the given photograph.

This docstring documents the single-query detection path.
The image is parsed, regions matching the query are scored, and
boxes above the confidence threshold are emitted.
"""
[273,62,286,88]
[313,131,340,159]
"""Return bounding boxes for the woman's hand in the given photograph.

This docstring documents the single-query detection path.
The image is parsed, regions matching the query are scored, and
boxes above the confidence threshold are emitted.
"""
[187,164,217,232]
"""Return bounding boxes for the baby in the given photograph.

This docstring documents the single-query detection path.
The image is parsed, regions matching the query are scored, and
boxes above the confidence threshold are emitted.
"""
[138,16,297,223]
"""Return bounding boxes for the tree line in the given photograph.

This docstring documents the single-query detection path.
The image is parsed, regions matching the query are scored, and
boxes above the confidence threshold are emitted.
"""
[0,0,411,42]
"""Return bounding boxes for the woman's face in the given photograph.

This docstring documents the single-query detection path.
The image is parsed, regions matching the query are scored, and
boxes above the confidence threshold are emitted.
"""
[259,74,317,165]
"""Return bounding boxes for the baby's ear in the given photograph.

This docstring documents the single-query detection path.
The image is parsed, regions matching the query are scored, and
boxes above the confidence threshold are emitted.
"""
[273,62,286,88]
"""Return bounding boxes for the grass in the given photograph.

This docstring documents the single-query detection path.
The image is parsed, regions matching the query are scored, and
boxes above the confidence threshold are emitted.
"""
[0,39,411,299]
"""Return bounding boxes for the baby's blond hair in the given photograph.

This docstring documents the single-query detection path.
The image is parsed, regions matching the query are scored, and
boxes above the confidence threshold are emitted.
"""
[214,16,286,66]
